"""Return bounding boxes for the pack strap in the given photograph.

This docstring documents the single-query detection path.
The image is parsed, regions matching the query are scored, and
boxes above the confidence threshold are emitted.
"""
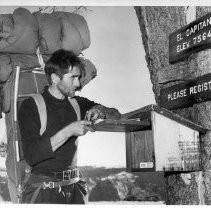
[68,97,81,120]
[31,95,81,135]
[31,94,47,136]
[36,47,45,70]
[31,177,81,190]
[29,185,42,204]
[29,176,80,203]
[67,97,80,167]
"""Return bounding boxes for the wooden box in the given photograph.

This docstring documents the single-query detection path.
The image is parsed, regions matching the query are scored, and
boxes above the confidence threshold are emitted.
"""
[122,105,206,172]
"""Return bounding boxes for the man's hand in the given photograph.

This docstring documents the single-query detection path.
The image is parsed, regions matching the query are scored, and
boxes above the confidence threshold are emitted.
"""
[85,107,106,123]
[50,120,94,152]
[67,120,95,136]
[85,105,121,122]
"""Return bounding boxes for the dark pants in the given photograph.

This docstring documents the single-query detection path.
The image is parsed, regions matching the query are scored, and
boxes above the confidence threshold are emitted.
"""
[22,174,88,204]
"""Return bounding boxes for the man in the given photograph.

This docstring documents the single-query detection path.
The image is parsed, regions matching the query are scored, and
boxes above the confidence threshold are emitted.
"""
[18,49,121,204]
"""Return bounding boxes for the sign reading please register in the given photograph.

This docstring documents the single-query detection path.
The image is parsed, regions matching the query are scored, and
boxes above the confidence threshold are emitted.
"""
[160,73,211,110]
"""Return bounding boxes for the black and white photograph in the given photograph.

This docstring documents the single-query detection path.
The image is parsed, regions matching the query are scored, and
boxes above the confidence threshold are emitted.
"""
[0,0,210,206]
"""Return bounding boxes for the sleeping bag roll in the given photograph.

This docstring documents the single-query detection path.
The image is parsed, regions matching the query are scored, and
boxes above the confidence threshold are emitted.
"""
[79,58,97,88]
[53,11,91,50]
[33,11,62,55]
[0,7,39,54]
[0,55,13,82]
[52,12,83,55]
[0,54,42,83]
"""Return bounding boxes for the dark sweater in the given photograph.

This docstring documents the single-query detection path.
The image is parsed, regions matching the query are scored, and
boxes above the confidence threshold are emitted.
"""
[18,89,97,175]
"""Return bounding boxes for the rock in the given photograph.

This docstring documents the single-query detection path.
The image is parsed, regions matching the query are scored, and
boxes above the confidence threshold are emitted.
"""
[89,179,120,201]
[87,171,163,202]
[89,171,139,201]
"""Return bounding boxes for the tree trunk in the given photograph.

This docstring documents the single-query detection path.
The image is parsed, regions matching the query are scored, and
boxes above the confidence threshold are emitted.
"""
[135,6,211,205]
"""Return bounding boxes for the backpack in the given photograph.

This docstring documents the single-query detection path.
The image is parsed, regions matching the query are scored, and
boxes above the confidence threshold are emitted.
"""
[8,93,81,203]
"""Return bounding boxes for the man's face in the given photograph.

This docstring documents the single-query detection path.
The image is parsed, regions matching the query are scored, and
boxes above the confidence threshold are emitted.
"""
[57,66,81,97]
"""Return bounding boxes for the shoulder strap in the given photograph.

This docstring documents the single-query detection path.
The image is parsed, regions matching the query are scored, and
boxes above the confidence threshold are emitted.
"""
[31,94,47,135]
[31,95,80,137]
[68,97,80,167]
[68,97,81,120]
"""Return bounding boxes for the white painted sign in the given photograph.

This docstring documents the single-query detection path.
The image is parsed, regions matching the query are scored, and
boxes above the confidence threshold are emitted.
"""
[152,111,200,171]
[140,162,154,168]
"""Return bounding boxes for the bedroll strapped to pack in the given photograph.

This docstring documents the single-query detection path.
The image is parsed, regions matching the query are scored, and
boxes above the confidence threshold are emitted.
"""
[0,7,91,55]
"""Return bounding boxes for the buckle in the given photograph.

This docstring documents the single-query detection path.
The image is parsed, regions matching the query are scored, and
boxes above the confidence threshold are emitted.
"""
[63,170,71,181]
[43,181,55,189]
[62,169,79,180]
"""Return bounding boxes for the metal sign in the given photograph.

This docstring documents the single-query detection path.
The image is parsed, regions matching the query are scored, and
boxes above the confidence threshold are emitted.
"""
[160,73,211,110]
[169,12,211,63]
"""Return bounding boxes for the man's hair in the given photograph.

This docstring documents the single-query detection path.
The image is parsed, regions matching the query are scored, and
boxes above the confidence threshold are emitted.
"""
[44,49,83,85]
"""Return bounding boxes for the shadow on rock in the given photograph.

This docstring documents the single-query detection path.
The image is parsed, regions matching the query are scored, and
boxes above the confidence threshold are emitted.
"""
[89,179,120,201]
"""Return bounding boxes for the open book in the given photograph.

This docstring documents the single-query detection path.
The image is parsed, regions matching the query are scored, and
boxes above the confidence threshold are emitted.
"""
[91,118,150,132]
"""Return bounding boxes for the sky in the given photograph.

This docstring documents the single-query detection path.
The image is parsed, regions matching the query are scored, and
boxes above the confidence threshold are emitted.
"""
[0,6,155,168]
[77,6,155,167]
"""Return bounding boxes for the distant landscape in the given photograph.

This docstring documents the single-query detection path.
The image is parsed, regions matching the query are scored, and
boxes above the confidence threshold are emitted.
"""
[0,142,166,204]
[79,166,166,202]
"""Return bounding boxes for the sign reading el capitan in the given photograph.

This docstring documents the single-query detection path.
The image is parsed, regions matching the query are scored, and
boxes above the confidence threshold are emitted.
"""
[159,73,211,110]
[169,12,211,63]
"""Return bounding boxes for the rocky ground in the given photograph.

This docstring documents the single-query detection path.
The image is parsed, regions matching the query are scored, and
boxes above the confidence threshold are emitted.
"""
[80,166,166,203]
